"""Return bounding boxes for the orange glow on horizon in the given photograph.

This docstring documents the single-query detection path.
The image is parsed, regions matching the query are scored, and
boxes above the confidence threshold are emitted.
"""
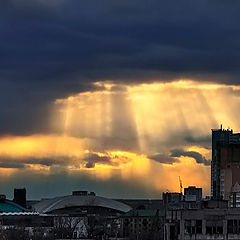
[2,79,240,195]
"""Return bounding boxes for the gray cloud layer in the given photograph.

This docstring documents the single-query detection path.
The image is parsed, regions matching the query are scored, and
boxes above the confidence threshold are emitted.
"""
[0,157,71,169]
[0,0,234,198]
[148,149,210,166]
[1,0,240,135]
[148,154,179,164]
[170,149,210,166]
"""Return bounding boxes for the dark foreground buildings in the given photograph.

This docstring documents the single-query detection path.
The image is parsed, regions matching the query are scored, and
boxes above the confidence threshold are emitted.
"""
[164,203,240,240]
[2,187,240,240]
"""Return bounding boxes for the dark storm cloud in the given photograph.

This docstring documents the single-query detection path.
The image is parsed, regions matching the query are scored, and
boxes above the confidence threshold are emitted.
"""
[84,154,112,168]
[84,152,131,168]
[2,0,240,134]
[0,161,25,169]
[148,154,179,164]
[0,152,130,170]
[170,149,210,166]
[0,157,72,169]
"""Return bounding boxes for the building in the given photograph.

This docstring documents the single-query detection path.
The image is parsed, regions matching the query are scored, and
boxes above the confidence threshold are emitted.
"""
[162,192,183,206]
[33,192,131,215]
[120,209,165,240]
[0,193,53,239]
[211,126,240,199]
[0,194,27,213]
[218,143,240,201]
[163,191,202,210]
[164,206,240,240]
[33,191,132,239]
[229,182,240,208]
[184,186,202,202]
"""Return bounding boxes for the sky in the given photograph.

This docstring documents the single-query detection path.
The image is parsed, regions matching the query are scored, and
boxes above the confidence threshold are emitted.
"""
[1,0,240,199]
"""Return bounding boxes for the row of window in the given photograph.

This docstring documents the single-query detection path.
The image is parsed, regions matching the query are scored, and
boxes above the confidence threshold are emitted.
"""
[185,220,202,234]
[184,219,240,235]
[123,218,152,226]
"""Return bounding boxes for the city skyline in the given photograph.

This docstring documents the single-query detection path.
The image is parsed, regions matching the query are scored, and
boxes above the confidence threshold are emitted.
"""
[2,1,240,199]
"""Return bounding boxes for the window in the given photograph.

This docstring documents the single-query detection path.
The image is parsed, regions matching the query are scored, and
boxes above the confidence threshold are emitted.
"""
[196,220,202,234]
[206,226,212,234]
[227,219,240,234]
[228,220,233,233]
[206,220,223,235]
[217,226,223,234]
[185,220,202,234]
[185,220,191,234]
[142,219,148,227]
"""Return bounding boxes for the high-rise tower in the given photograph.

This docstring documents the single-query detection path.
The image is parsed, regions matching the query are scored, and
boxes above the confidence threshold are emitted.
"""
[211,126,240,199]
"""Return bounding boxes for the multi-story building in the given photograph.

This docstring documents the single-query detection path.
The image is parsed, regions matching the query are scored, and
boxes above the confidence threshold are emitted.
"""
[228,181,240,208]
[162,192,183,206]
[120,209,165,240]
[218,143,240,201]
[164,206,240,240]
[184,186,202,202]
[211,126,240,199]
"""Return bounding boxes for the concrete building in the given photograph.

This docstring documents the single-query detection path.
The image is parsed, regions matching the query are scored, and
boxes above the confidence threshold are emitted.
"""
[211,126,240,199]
[120,209,165,240]
[163,192,183,206]
[165,207,240,240]
[163,191,203,211]
[229,182,240,207]
[184,186,202,202]
[218,143,240,200]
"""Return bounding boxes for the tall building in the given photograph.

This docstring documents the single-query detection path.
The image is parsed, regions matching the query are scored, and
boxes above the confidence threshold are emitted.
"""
[211,126,240,199]
[218,143,240,200]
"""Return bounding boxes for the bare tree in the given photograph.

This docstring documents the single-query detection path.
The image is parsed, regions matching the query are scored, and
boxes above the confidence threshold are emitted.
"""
[0,226,30,240]
[53,216,87,239]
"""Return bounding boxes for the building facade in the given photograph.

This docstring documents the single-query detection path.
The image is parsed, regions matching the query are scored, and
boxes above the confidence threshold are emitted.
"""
[211,126,240,199]
[184,186,202,202]
[165,207,240,240]
[162,192,183,206]
[120,209,165,240]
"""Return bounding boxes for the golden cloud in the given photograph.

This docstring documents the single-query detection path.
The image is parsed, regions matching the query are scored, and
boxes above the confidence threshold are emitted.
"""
[1,80,240,195]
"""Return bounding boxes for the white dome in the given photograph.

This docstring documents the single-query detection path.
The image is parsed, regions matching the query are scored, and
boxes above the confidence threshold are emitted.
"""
[34,195,131,214]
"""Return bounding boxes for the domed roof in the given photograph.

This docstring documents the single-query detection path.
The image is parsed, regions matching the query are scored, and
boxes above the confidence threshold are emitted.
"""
[0,200,26,213]
[34,195,131,214]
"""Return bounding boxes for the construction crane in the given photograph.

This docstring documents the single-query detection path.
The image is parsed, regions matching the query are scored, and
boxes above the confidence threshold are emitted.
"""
[179,176,183,194]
